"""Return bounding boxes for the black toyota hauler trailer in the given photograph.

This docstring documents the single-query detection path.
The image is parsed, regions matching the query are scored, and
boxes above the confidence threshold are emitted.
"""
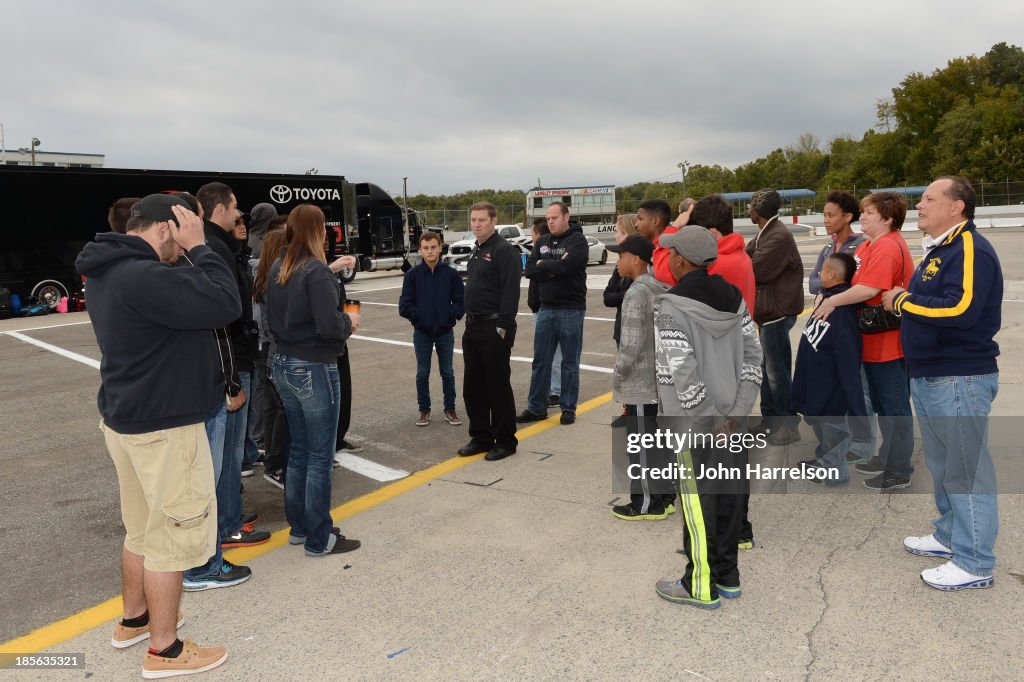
[0,165,418,305]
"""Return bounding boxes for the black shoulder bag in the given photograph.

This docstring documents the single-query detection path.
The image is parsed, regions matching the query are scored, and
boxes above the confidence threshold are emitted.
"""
[858,242,906,335]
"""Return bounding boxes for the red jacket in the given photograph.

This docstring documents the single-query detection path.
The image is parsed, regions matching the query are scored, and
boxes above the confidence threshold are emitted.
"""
[708,233,755,314]
[654,229,755,314]
[652,225,680,286]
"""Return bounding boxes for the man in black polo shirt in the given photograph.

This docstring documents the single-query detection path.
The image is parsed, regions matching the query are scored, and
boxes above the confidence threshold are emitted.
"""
[458,201,522,461]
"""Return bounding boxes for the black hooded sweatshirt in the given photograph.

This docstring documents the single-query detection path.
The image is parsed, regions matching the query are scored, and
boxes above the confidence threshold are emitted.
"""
[76,234,241,433]
[524,223,589,310]
[204,220,259,370]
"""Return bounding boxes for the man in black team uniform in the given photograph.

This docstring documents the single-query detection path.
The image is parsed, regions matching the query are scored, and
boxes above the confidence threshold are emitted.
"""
[458,201,522,461]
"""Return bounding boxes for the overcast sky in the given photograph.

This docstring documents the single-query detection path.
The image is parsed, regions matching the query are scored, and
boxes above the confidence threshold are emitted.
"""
[2,0,1021,196]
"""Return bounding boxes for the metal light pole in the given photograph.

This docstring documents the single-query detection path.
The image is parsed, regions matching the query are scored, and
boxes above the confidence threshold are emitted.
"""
[677,160,690,199]
[30,137,40,166]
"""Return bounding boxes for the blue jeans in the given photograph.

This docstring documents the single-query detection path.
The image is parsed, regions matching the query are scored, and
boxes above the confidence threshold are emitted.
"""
[413,329,456,412]
[272,354,340,554]
[217,370,251,538]
[533,313,561,396]
[186,402,227,579]
[863,359,914,478]
[758,317,799,429]
[911,373,999,575]
[811,419,851,485]
[527,308,584,413]
[847,367,877,461]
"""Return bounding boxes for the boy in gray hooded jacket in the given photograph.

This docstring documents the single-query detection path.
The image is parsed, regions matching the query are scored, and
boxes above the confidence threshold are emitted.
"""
[608,235,673,520]
[653,226,762,610]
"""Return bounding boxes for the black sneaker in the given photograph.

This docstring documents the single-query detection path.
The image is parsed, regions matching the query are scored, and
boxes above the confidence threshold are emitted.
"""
[305,531,361,557]
[240,512,258,526]
[863,471,911,491]
[846,451,870,464]
[560,409,576,425]
[221,528,271,548]
[263,470,285,490]
[241,463,254,478]
[855,456,886,474]
[516,409,546,424]
[611,503,675,520]
[548,394,560,407]
[182,560,252,592]
[289,526,341,545]
[337,439,364,453]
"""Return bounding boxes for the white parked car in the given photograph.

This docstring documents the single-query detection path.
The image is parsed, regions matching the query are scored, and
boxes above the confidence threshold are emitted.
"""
[448,241,530,276]
[585,236,608,265]
[445,225,529,274]
[520,235,608,266]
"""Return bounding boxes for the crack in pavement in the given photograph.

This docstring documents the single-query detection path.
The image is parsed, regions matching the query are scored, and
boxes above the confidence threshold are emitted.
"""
[804,495,895,681]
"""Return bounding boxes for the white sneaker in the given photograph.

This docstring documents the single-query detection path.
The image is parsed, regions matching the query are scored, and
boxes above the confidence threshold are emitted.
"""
[921,561,993,591]
[904,534,953,559]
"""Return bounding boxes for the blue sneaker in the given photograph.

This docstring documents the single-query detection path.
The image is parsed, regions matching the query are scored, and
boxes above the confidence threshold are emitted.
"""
[716,583,742,599]
[182,560,252,592]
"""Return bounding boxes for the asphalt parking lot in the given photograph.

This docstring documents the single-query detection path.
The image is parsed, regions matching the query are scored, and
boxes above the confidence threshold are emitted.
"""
[2,227,1023,658]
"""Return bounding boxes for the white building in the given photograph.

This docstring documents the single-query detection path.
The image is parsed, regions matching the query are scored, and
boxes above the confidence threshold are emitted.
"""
[526,185,616,226]
[1,149,104,168]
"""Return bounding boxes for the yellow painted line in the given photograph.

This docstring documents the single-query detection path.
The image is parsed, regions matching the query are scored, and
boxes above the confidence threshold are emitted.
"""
[0,391,615,656]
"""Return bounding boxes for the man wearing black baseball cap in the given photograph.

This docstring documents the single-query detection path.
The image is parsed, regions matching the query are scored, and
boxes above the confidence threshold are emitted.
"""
[76,194,240,676]
[607,235,675,520]
[651,226,762,610]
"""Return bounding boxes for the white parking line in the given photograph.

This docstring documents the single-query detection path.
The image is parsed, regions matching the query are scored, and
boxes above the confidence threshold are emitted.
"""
[1,320,93,334]
[4,331,100,369]
[356,300,615,321]
[349,333,614,374]
[346,284,405,293]
[333,452,409,482]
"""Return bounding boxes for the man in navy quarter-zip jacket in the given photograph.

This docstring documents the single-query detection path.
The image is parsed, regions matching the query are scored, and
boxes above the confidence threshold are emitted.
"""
[883,176,1003,592]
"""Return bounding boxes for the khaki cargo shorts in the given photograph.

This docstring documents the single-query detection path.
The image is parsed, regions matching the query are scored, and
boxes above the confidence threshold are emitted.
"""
[101,420,217,572]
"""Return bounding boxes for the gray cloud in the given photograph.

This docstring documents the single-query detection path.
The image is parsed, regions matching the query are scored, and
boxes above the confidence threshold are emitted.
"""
[2,0,1020,195]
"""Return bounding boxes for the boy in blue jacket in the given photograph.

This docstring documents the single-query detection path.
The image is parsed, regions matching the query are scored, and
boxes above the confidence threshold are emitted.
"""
[399,231,466,426]
[791,253,868,485]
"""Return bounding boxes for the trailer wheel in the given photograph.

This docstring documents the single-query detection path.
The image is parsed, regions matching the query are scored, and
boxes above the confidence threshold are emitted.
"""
[339,267,357,284]
[31,280,69,309]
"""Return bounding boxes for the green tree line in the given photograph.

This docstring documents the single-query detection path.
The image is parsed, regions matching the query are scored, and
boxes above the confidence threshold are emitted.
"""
[405,42,1024,218]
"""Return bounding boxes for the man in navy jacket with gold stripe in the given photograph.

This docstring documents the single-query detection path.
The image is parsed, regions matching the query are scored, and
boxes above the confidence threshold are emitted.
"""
[883,176,1002,591]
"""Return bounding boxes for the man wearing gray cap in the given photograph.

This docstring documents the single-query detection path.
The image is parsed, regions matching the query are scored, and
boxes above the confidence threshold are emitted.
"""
[745,188,803,446]
[652,226,762,610]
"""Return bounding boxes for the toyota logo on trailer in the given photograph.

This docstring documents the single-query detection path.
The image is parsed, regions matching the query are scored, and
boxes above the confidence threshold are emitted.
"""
[270,185,292,203]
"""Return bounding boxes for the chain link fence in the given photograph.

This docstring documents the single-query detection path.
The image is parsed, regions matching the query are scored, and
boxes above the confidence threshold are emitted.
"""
[413,179,1024,230]
[414,206,527,234]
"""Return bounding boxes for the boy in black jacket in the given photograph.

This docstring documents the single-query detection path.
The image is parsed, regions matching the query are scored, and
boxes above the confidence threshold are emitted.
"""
[791,253,868,485]
[399,231,466,426]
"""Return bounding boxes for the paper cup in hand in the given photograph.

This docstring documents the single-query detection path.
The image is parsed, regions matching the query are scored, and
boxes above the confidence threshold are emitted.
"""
[344,299,361,314]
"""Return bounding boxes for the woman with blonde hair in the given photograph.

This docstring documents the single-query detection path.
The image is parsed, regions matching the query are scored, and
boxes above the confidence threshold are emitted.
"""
[266,204,361,556]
